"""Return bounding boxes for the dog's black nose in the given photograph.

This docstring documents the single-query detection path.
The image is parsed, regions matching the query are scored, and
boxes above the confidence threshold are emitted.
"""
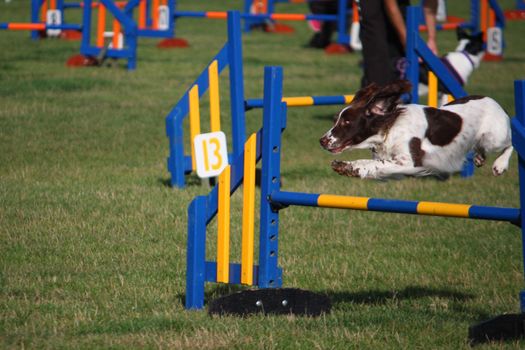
[320,137,328,148]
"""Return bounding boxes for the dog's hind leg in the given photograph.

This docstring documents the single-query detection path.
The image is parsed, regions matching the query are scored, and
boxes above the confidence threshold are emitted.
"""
[473,148,486,167]
[476,127,513,176]
[492,145,513,176]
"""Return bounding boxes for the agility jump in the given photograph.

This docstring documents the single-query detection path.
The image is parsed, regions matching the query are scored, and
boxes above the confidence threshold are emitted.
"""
[185,66,525,340]
[165,11,356,188]
[0,0,82,38]
[68,0,175,69]
[0,0,176,70]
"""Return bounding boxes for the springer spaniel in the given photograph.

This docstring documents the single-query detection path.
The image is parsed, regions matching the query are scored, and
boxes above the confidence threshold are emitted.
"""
[319,80,513,180]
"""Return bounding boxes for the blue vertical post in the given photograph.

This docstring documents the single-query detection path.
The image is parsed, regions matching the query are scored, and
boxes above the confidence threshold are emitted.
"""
[126,28,138,70]
[167,103,187,188]
[268,0,275,18]
[227,11,247,159]
[470,0,480,31]
[31,0,41,39]
[146,0,152,27]
[243,0,252,32]
[57,0,65,24]
[258,66,284,289]
[336,0,348,45]
[512,80,525,312]
[406,7,419,103]
[186,196,207,309]
[80,0,92,54]
[167,0,175,37]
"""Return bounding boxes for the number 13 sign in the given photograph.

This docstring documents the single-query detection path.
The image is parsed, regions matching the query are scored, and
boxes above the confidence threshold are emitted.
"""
[193,131,229,178]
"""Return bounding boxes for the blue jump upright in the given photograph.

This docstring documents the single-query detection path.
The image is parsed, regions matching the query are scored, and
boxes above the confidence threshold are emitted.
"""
[185,66,285,309]
[165,11,246,188]
[77,0,175,70]
[79,0,138,70]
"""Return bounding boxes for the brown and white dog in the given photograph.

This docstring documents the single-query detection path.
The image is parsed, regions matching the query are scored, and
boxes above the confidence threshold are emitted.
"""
[319,80,513,180]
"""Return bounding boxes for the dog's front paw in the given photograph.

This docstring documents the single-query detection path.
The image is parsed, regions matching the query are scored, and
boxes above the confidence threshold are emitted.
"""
[331,160,360,177]
[492,164,508,176]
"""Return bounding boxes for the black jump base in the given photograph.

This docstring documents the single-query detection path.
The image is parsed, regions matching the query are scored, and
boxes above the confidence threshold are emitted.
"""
[469,313,525,345]
[208,288,331,317]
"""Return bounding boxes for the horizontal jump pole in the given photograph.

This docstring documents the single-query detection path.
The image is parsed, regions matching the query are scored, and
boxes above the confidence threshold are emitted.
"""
[0,23,82,31]
[173,11,338,22]
[419,22,463,31]
[62,1,128,8]
[246,94,354,109]
[270,191,521,224]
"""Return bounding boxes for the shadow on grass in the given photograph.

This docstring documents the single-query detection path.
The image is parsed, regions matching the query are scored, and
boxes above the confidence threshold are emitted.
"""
[178,285,475,309]
[159,170,262,189]
[158,174,204,188]
[326,286,474,306]
[326,286,502,324]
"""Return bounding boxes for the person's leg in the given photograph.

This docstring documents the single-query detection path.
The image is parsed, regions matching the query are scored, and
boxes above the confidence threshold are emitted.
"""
[386,0,410,78]
[358,0,398,86]
[308,0,338,48]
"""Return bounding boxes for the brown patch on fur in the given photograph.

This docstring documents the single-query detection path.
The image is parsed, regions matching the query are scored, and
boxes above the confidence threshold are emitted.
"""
[444,95,485,106]
[424,107,463,146]
[409,137,425,166]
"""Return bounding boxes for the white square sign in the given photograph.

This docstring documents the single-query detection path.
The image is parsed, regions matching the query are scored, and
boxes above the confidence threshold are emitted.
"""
[46,9,62,37]
[158,5,169,31]
[193,131,229,178]
[487,27,503,56]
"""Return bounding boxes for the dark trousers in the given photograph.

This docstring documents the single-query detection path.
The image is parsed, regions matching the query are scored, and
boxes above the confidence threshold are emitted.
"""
[357,0,409,87]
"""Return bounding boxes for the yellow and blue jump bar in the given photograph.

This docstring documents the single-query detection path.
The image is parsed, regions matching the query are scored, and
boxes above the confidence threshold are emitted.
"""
[270,191,520,223]
[245,95,354,109]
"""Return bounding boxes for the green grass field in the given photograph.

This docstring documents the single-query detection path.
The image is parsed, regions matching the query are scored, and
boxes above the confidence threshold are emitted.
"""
[2,0,525,348]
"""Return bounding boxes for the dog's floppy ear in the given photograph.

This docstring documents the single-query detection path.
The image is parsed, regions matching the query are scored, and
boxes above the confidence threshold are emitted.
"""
[351,82,381,108]
[456,26,469,40]
[366,80,411,116]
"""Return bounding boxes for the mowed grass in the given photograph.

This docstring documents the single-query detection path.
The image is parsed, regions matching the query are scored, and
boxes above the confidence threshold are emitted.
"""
[1,0,525,348]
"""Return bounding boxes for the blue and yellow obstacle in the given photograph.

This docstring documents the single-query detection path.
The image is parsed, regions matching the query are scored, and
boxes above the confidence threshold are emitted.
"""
[270,192,520,223]
[165,11,357,188]
[185,65,525,315]
[165,11,247,188]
